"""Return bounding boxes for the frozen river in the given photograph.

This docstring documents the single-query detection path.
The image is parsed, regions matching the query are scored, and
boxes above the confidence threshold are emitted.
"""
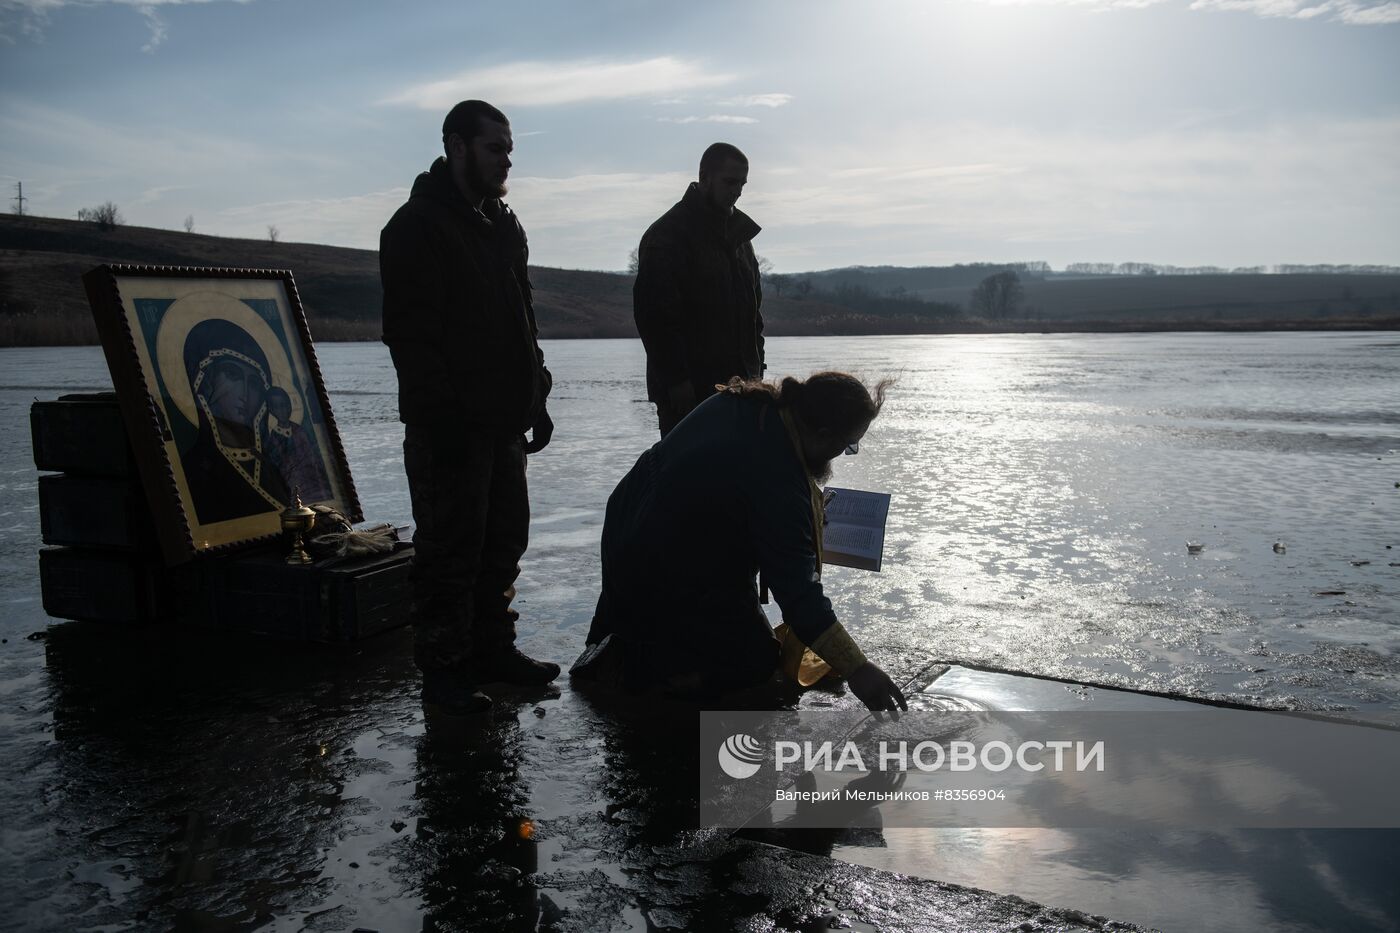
[1,331,1397,931]
[328,331,1399,716]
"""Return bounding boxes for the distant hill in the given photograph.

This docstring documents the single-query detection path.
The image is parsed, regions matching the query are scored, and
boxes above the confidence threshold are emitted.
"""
[2,213,1396,345]
[0,214,642,345]
[796,264,1400,328]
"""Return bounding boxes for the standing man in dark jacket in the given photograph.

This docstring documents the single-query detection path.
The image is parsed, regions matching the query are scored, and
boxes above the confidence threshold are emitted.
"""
[381,99,559,715]
[634,143,764,437]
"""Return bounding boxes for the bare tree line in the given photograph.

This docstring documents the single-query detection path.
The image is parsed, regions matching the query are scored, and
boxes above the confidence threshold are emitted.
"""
[1066,262,1400,276]
[7,193,288,243]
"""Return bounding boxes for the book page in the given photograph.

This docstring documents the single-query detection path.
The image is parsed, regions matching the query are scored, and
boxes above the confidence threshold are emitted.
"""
[823,490,888,526]
[823,524,882,553]
[821,487,891,572]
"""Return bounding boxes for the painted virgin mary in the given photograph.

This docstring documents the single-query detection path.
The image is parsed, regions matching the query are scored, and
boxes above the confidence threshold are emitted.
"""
[180,318,291,524]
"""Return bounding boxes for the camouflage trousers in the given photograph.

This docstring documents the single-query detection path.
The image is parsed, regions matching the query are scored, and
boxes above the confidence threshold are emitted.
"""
[403,425,528,674]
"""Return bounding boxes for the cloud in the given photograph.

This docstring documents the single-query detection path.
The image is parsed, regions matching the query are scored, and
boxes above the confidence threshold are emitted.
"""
[221,171,694,259]
[385,56,735,110]
[718,93,793,108]
[508,171,690,226]
[967,0,1170,8]
[0,100,318,179]
[1,0,252,48]
[136,183,191,204]
[4,0,233,5]
[199,116,1400,271]
[496,171,692,269]
[139,5,167,51]
[0,101,345,238]
[1,0,239,10]
[967,0,1400,23]
[217,188,409,249]
[742,117,1400,267]
[657,114,759,125]
[1338,0,1400,22]
[199,117,1390,271]
[1189,0,1400,23]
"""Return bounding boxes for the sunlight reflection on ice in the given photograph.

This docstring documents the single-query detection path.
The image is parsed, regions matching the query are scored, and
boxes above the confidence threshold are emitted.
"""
[11,332,1389,716]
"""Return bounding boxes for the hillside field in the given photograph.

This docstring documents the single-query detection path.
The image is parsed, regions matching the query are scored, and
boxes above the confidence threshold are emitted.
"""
[2,214,1396,346]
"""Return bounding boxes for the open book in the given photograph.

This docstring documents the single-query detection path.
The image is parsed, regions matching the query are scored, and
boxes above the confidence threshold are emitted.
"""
[820,487,891,572]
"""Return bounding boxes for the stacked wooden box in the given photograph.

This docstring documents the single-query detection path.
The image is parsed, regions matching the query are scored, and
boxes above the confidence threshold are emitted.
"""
[32,393,412,641]
[34,393,193,624]
[199,547,414,642]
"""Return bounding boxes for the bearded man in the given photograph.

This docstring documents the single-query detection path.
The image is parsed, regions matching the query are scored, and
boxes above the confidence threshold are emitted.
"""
[578,372,907,712]
[381,99,558,715]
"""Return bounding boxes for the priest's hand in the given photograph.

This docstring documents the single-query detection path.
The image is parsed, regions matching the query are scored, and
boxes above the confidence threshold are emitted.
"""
[848,661,908,713]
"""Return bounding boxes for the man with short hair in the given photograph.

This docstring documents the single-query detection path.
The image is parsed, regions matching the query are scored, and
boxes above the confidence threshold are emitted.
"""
[633,142,765,437]
[381,99,559,715]
[578,372,908,713]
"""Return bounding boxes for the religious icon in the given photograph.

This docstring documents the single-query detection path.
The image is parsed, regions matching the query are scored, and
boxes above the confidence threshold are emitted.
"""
[84,265,361,563]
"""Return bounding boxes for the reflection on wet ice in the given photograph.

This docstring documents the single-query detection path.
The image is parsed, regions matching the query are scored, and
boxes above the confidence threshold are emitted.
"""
[822,665,1400,933]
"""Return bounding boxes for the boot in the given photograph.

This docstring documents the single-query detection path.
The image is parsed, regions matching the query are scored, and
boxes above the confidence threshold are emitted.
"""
[471,645,561,687]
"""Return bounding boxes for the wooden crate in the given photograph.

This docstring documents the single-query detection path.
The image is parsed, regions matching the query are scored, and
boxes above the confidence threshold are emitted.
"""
[38,474,156,550]
[39,547,194,624]
[30,393,135,477]
[40,543,414,641]
[197,546,414,642]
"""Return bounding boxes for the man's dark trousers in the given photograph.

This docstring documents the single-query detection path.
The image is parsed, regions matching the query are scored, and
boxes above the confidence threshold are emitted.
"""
[403,424,528,673]
[656,402,687,439]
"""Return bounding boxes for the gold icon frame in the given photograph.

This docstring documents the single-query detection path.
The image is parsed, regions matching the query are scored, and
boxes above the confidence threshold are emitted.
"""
[84,264,362,563]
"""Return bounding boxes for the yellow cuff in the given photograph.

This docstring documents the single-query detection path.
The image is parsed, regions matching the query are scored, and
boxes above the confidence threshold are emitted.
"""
[809,621,869,677]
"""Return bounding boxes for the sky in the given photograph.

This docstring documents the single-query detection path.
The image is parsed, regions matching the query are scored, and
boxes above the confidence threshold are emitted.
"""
[2,0,1397,273]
